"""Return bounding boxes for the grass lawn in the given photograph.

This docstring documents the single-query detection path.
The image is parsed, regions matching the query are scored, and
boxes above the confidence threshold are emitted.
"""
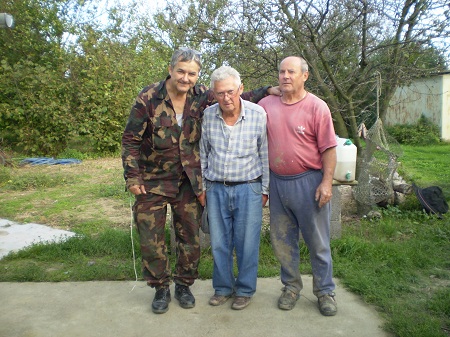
[0,143,449,337]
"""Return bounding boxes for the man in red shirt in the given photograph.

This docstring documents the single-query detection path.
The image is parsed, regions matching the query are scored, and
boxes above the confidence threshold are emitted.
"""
[259,56,338,316]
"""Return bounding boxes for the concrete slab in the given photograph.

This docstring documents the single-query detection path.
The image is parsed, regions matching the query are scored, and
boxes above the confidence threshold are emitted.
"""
[0,219,76,259]
[0,277,392,337]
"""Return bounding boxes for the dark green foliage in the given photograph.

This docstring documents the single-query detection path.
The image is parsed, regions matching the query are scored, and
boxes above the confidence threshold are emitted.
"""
[387,115,441,145]
[0,0,171,156]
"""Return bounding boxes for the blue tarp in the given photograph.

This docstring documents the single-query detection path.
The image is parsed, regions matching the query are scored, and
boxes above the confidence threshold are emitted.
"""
[20,158,82,166]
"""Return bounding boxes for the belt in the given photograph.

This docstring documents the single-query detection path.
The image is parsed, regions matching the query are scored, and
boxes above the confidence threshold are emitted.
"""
[210,177,261,186]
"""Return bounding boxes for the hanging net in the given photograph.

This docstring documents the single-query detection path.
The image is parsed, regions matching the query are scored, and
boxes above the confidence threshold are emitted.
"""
[353,73,403,206]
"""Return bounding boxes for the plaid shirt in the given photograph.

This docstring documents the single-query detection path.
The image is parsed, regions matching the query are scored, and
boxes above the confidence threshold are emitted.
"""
[200,99,269,195]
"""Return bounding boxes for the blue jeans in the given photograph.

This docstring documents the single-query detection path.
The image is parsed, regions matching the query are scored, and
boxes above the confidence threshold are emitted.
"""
[269,170,335,298]
[205,180,263,297]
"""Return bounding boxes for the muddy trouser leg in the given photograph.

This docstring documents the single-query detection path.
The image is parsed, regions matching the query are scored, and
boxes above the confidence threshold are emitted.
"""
[269,170,335,296]
[170,177,201,286]
[133,193,171,288]
[269,171,303,294]
[290,171,335,297]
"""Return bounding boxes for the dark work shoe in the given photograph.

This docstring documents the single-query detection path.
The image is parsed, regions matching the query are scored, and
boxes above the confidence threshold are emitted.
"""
[278,287,300,310]
[152,286,171,314]
[175,284,195,309]
[209,293,232,306]
[231,296,251,310]
[318,293,337,316]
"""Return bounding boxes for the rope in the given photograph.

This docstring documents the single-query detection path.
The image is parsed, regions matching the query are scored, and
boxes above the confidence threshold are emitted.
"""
[375,71,382,119]
[129,196,139,293]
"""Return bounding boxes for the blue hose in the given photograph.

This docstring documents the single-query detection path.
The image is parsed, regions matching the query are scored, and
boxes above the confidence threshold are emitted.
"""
[20,158,82,165]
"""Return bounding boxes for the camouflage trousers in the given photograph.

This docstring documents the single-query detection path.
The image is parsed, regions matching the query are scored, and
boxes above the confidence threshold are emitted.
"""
[133,177,202,288]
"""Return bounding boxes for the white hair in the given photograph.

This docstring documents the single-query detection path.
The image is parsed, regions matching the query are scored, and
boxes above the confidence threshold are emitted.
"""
[210,66,241,88]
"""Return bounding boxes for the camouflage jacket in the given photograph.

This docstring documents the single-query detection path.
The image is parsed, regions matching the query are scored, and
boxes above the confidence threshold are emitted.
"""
[122,76,271,198]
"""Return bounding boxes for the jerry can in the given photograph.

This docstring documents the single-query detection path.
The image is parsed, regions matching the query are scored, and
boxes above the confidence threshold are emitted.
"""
[333,136,357,182]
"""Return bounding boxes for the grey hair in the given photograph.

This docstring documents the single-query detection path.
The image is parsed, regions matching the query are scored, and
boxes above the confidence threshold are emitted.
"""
[170,47,202,69]
[280,56,309,73]
[298,57,309,73]
[210,66,241,88]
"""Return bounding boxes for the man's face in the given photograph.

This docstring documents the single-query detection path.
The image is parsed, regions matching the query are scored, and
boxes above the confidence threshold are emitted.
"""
[168,60,200,94]
[278,57,309,95]
[213,77,243,115]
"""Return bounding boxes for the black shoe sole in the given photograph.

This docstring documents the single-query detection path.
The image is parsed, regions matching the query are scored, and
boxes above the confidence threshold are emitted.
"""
[152,306,169,314]
[174,294,195,309]
[152,298,171,314]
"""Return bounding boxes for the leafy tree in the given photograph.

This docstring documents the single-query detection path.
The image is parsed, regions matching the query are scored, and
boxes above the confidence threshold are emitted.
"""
[2,0,448,157]
[0,0,77,154]
[66,2,171,153]
[0,0,170,155]
[151,0,449,154]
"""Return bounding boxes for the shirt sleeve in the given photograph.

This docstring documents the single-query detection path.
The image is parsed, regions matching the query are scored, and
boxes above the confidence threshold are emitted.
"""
[121,91,148,189]
[258,109,270,195]
[241,86,272,103]
[199,111,210,191]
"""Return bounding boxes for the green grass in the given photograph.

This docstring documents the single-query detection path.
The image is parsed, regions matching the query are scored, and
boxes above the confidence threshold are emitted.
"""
[399,143,450,196]
[0,145,449,336]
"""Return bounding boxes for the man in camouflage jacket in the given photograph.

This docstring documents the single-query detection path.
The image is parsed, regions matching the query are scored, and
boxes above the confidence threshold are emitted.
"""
[122,47,277,314]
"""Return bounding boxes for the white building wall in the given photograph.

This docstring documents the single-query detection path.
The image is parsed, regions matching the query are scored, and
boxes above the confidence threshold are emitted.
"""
[386,74,450,141]
[442,75,450,140]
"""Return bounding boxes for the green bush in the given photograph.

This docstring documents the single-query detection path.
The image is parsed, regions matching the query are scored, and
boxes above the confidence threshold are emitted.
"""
[387,115,441,145]
[0,166,12,186]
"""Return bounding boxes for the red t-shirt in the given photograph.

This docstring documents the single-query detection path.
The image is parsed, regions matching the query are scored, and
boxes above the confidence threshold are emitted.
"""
[258,93,337,175]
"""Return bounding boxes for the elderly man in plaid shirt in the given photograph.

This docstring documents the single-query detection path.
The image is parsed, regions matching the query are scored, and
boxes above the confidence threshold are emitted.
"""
[200,65,269,310]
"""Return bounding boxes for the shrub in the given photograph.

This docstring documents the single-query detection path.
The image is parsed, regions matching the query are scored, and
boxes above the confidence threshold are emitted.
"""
[0,166,12,186]
[387,115,441,145]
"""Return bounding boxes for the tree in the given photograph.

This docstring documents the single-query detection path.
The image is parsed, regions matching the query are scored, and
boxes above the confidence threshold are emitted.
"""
[151,0,449,154]
[0,0,170,155]
[0,0,79,154]
[67,4,171,153]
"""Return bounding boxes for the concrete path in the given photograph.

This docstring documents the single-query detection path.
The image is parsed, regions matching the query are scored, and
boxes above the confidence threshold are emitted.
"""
[0,276,392,337]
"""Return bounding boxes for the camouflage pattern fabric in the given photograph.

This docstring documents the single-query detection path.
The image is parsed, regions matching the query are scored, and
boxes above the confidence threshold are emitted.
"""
[133,176,201,287]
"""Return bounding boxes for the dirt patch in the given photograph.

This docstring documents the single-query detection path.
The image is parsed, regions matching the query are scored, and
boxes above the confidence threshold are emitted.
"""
[0,158,130,231]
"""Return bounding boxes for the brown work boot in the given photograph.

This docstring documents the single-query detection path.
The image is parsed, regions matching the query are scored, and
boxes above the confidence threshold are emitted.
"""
[318,293,337,316]
[278,287,300,310]
[231,296,251,310]
[209,293,232,306]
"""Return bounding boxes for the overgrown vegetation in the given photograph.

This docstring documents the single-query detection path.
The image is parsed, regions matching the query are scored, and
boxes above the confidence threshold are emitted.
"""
[387,115,442,145]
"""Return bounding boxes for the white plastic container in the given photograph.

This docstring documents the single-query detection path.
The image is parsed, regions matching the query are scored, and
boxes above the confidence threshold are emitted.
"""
[333,136,357,182]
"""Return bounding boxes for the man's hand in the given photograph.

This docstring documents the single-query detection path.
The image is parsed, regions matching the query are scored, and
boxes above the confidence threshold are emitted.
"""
[315,182,332,208]
[267,86,282,96]
[129,185,146,195]
[262,194,269,207]
[198,192,206,207]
